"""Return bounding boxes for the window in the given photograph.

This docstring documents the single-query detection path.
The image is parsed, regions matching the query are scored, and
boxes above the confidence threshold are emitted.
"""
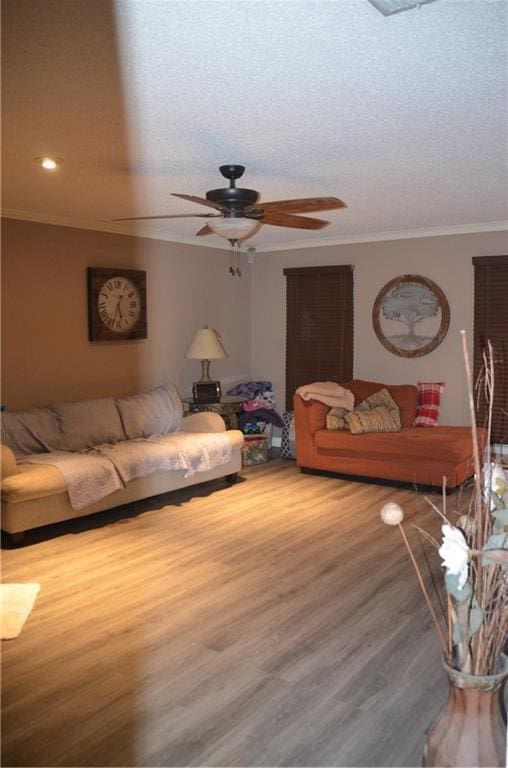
[473,255,508,445]
[284,265,354,411]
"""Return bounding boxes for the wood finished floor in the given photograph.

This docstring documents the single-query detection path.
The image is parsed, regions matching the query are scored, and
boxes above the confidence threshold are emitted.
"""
[1,459,469,767]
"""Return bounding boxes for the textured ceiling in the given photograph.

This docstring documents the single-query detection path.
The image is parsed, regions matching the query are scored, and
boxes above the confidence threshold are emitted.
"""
[2,0,507,251]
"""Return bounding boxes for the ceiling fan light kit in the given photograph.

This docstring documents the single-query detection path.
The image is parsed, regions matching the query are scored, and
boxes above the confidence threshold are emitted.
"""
[207,214,259,241]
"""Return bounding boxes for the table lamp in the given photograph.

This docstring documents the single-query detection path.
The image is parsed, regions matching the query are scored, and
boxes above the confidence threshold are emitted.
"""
[185,326,228,402]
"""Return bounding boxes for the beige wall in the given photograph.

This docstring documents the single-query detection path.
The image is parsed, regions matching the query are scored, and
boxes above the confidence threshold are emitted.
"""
[2,219,506,426]
[1,219,251,409]
[251,231,508,426]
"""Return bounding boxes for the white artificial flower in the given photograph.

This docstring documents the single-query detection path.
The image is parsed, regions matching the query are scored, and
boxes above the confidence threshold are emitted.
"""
[439,524,469,590]
[482,462,508,511]
[380,502,404,526]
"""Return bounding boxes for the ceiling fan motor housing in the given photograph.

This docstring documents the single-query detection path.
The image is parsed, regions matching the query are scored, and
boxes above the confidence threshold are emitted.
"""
[206,187,259,210]
[206,164,260,211]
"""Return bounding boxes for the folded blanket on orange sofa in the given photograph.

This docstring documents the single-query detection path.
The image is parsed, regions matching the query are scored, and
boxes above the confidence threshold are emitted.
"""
[295,382,354,410]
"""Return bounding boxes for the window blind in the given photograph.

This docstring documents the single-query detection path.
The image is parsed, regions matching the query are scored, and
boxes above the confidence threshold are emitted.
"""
[473,255,508,445]
[284,265,354,411]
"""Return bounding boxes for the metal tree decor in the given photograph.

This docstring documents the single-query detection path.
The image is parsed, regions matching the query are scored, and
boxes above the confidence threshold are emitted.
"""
[372,274,450,357]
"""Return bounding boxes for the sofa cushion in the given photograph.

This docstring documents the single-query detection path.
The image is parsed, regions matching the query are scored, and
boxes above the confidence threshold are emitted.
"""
[346,405,401,435]
[50,397,125,451]
[115,382,183,439]
[343,380,417,428]
[314,426,475,464]
[1,407,63,457]
[326,407,349,430]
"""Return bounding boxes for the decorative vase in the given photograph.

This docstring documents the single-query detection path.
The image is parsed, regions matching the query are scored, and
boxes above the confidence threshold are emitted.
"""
[423,655,507,767]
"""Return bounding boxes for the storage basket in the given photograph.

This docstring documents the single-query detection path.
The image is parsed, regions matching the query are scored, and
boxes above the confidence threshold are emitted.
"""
[241,434,270,465]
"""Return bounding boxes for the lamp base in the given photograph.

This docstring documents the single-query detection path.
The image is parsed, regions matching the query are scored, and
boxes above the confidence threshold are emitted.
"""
[199,359,213,382]
[192,381,221,403]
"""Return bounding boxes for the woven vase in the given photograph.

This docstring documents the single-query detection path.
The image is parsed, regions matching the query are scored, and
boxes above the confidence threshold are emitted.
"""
[422,656,507,767]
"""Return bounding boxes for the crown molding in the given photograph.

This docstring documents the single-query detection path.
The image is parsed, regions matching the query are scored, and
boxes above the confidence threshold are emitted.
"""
[2,208,507,253]
[0,208,228,250]
[256,220,508,252]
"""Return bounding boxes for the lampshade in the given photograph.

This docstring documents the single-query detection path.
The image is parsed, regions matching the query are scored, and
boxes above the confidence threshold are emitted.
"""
[207,216,259,241]
[185,327,228,360]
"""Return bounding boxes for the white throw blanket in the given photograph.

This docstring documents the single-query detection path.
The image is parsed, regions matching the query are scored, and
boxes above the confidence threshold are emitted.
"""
[23,432,232,510]
[97,432,232,483]
[24,451,123,510]
[296,381,354,410]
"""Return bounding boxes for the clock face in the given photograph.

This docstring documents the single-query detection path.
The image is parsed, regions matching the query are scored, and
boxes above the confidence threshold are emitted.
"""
[98,276,140,333]
[87,267,147,341]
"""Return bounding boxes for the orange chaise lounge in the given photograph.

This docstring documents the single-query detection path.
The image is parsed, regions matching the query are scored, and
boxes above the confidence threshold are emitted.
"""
[294,379,486,489]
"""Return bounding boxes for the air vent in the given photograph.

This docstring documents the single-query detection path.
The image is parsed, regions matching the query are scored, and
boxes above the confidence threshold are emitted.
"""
[367,0,437,16]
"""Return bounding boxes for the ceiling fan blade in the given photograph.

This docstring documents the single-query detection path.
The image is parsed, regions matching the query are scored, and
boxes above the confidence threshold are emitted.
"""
[195,224,214,236]
[171,193,224,211]
[112,213,218,222]
[260,211,331,230]
[258,197,346,215]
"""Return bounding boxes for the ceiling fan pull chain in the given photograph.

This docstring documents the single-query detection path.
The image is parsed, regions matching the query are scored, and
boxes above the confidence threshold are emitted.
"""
[229,246,235,276]
[236,246,242,277]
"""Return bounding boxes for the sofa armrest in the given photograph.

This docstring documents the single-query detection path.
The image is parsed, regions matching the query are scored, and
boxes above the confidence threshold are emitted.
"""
[293,394,331,468]
[1,444,19,479]
[180,412,226,433]
[293,395,329,436]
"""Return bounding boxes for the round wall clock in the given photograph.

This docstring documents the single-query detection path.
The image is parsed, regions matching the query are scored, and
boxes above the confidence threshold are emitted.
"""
[87,267,147,341]
[372,274,450,358]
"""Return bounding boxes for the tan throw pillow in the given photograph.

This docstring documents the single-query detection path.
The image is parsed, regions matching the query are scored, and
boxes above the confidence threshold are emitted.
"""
[326,406,350,430]
[354,387,401,430]
[356,387,398,412]
[346,405,401,435]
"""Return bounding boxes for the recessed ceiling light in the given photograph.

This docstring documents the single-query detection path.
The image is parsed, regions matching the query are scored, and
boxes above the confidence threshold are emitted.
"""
[367,0,437,16]
[34,156,62,170]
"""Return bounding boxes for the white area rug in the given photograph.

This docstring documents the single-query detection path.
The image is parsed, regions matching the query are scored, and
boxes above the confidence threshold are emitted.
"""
[1,583,40,639]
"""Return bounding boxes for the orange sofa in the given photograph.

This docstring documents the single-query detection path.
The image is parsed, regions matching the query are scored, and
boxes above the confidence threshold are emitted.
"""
[294,379,486,489]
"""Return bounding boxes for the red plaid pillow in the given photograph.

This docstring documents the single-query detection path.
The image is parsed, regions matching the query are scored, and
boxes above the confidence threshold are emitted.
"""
[413,382,445,427]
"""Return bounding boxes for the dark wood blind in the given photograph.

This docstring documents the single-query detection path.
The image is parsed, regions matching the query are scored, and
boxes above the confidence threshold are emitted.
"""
[284,265,353,411]
[473,255,508,445]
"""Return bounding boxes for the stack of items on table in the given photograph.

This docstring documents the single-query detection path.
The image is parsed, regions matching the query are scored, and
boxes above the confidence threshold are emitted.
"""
[227,381,284,464]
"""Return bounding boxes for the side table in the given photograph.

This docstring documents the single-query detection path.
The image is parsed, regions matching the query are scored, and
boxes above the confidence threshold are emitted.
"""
[182,396,244,430]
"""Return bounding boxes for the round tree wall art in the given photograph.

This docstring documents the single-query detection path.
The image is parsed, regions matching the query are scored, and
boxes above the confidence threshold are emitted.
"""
[372,274,450,358]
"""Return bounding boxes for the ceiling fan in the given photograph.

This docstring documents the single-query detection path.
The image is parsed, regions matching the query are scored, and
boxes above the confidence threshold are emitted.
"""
[113,164,347,246]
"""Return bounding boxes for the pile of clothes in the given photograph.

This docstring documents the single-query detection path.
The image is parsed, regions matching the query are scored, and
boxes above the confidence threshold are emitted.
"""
[227,381,284,433]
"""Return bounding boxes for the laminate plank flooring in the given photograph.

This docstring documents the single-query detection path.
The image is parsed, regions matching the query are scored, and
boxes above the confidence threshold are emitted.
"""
[1,460,471,767]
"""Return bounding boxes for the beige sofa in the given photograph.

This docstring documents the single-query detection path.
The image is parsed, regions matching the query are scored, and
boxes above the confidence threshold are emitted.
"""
[1,383,244,542]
